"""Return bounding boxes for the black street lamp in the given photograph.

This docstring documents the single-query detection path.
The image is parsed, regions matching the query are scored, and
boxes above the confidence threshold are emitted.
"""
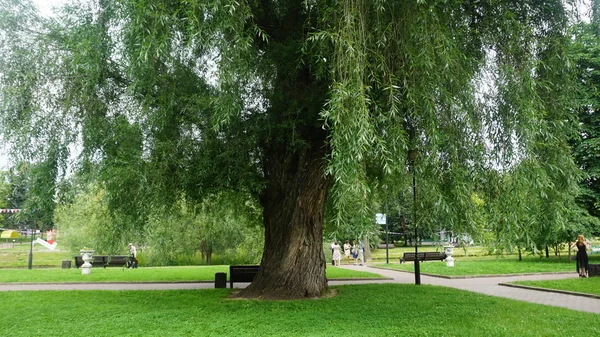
[385,220,389,264]
[28,226,35,270]
[408,149,421,285]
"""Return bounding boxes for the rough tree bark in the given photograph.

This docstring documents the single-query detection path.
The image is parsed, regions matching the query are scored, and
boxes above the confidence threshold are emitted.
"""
[232,0,332,299]
[236,140,330,299]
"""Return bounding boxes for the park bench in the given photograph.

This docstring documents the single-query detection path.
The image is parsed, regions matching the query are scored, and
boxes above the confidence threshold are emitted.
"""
[589,264,600,277]
[74,255,129,268]
[229,265,260,288]
[400,252,447,264]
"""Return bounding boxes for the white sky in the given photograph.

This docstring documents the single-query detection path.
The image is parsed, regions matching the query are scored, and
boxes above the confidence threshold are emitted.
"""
[32,0,67,17]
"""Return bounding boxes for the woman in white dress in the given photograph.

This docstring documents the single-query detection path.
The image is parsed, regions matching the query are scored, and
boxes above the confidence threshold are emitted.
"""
[343,240,351,264]
[332,241,342,266]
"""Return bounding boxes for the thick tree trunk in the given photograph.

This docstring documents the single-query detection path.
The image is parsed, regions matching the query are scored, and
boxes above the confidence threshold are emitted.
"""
[364,237,371,262]
[234,0,331,299]
[236,143,330,299]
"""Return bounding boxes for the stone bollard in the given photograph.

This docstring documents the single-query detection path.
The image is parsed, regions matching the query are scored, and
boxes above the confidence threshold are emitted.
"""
[444,245,455,267]
[80,250,94,275]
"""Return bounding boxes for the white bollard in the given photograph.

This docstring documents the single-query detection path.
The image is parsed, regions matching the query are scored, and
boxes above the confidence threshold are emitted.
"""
[444,245,455,267]
[80,251,94,275]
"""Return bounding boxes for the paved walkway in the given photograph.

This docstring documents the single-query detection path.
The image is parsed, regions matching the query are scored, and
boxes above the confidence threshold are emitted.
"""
[1,265,599,314]
[333,265,600,314]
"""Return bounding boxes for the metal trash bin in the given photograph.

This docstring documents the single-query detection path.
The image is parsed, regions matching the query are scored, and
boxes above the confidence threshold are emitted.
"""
[62,260,72,269]
[215,272,227,288]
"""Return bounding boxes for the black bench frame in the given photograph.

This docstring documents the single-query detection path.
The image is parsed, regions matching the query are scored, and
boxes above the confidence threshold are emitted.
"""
[400,252,447,264]
[229,265,260,288]
[74,255,129,268]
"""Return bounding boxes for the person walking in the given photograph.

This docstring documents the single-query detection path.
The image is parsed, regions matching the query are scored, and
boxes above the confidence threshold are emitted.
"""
[330,241,336,266]
[352,240,359,265]
[332,241,342,266]
[571,235,590,277]
[127,243,138,269]
[358,241,365,266]
[343,240,351,264]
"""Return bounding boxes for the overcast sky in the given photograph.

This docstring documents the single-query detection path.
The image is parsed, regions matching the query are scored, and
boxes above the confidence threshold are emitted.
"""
[32,0,66,17]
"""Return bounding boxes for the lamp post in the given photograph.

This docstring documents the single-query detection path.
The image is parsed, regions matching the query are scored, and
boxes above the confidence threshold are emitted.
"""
[28,227,35,270]
[408,149,421,285]
[385,220,389,264]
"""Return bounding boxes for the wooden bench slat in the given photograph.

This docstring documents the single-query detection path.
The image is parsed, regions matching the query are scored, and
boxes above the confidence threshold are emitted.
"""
[400,251,447,263]
[229,265,260,288]
[74,255,129,268]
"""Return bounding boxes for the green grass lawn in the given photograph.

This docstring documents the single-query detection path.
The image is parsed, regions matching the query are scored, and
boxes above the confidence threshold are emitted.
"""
[511,277,600,296]
[1,284,598,337]
[0,245,73,268]
[376,257,587,276]
[0,265,384,283]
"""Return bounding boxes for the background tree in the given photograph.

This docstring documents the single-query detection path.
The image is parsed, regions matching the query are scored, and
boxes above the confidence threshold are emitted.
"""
[570,16,600,236]
[55,178,263,263]
[0,0,584,299]
[0,169,27,229]
[0,171,12,228]
[54,184,114,253]
[143,192,263,266]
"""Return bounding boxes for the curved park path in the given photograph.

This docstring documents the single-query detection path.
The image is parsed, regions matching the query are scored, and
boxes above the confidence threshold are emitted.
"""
[0,264,598,314]
[333,265,600,314]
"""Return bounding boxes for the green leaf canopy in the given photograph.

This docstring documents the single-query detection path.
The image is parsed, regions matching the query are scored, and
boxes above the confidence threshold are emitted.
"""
[0,0,583,298]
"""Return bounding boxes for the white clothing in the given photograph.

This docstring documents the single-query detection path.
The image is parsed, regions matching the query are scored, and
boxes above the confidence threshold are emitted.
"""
[343,243,351,257]
[358,245,364,265]
[129,245,137,258]
[332,244,342,262]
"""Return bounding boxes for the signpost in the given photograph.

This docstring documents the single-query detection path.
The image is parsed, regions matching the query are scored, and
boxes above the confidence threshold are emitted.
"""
[28,228,35,270]
[375,213,388,264]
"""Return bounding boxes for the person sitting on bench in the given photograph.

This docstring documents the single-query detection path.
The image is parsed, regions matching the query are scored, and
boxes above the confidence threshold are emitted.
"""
[127,243,138,269]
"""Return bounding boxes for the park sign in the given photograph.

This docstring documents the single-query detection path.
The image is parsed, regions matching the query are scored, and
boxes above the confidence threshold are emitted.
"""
[375,213,386,225]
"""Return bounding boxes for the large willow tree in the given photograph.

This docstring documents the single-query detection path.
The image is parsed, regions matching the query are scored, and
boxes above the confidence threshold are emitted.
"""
[0,0,580,298]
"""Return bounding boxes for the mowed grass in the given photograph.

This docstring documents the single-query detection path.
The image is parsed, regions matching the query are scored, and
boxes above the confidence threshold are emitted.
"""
[1,284,598,337]
[0,265,383,283]
[377,256,588,276]
[511,277,600,296]
[0,245,73,268]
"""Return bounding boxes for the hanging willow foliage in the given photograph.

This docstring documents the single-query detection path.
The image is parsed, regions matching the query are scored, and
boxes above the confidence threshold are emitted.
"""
[314,0,582,245]
[0,0,587,296]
